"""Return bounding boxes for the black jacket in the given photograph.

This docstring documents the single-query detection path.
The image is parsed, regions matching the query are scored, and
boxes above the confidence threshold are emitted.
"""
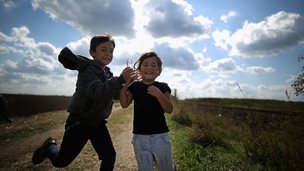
[59,47,125,126]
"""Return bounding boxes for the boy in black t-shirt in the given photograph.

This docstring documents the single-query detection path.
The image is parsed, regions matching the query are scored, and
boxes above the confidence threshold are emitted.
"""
[120,52,175,171]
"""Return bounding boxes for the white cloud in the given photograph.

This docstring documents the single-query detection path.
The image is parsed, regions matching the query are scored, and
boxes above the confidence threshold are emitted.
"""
[212,29,231,50]
[0,26,36,49]
[220,10,237,23]
[245,66,274,74]
[144,0,212,38]
[203,57,275,77]
[66,36,91,57]
[204,58,242,76]
[31,0,136,37]
[171,77,304,101]
[213,11,304,57]
[1,0,15,9]
[253,84,293,100]
[154,43,200,70]
[159,68,196,98]
[0,45,9,54]
[0,32,14,42]
[28,0,211,70]
[0,26,66,93]
[124,64,302,101]
[1,60,20,72]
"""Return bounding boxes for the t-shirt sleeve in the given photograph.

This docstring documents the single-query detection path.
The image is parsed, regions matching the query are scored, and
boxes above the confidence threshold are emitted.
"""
[160,82,171,94]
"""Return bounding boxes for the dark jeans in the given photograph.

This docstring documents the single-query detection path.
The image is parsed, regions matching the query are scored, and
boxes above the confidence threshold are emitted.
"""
[47,118,116,171]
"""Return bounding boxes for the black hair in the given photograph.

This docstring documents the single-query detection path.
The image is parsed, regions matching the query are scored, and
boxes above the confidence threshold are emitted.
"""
[89,33,115,52]
[134,51,162,70]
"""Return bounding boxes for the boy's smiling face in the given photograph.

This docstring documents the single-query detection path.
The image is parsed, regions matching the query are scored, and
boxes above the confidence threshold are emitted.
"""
[90,41,114,69]
[139,56,161,83]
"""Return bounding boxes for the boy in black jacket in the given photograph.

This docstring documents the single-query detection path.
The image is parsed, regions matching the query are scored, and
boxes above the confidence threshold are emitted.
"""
[32,33,136,171]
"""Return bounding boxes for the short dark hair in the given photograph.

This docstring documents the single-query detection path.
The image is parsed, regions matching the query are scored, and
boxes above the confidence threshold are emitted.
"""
[134,51,162,70]
[90,33,115,52]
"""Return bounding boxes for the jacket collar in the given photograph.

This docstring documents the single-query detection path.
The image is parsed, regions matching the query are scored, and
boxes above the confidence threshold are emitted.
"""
[91,60,112,79]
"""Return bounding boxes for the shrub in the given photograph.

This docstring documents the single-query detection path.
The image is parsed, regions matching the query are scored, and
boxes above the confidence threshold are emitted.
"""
[172,101,192,126]
[171,98,304,170]
[242,111,304,171]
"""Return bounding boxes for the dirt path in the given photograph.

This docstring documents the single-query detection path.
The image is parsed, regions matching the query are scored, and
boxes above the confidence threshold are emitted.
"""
[108,106,137,171]
[0,106,137,171]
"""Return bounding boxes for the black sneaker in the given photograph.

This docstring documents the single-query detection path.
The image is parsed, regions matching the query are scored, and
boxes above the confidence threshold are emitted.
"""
[32,137,56,165]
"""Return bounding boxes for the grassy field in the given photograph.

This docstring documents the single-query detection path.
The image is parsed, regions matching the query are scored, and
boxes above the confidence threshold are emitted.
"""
[1,94,303,170]
[169,98,304,171]
[183,97,304,113]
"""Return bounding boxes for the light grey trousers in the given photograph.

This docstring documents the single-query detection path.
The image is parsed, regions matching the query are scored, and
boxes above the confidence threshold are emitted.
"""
[132,133,175,171]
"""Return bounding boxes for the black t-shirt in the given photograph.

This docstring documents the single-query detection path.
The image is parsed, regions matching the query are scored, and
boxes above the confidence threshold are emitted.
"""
[128,80,171,134]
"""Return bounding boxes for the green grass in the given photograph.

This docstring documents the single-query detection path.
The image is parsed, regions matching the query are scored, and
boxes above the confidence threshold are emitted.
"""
[0,123,51,144]
[168,98,304,171]
[167,115,263,171]
[0,111,67,145]
[184,98,304,112]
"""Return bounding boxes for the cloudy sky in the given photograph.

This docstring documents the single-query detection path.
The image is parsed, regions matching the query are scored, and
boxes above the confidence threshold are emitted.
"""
[0,0,304,101]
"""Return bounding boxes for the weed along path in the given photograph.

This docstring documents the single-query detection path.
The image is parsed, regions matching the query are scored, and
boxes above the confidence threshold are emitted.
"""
[0,105,137,171]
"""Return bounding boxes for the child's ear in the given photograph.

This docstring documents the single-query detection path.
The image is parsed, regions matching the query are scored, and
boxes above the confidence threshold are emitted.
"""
[89,50,95,58]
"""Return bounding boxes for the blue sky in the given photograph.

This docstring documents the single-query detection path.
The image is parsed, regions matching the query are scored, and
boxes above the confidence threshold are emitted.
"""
[0,0,304,101]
